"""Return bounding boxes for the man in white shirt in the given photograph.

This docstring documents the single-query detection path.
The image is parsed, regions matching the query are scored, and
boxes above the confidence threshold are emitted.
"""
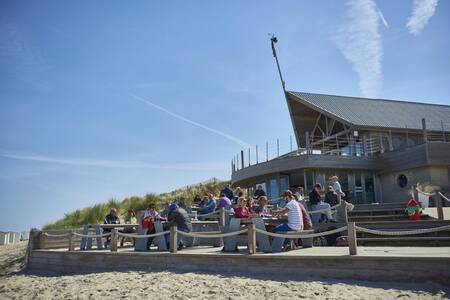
[273,190,303,232]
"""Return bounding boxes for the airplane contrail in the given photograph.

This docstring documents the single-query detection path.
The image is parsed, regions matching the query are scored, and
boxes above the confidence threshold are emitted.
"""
[130,93,250,148]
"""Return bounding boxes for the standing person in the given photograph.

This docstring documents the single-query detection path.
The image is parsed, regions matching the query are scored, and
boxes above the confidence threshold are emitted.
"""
[309,184,335,224]
[272,191,303,233]
[330,176,344,203]
[163,203,192,250]
[221,184,235,202]
[253,184,266,199]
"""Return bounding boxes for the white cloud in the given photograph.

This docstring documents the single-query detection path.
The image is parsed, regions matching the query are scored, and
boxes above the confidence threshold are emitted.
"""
[406,0,438,35]
[335,0,383,98]
[377,8,389,29]
[130,93,250,148]
[0,150,225,172]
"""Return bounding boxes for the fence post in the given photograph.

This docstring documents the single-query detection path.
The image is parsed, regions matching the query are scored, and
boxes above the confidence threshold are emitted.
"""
[219,207,226,227]
[240,150,244,169]
[111,228,118,252]
[247,223,256,255]
[348,222,357,255]
[437,193,444,221]
[170,226,178,254]
[68,230,74,251]
[336,201,348,224]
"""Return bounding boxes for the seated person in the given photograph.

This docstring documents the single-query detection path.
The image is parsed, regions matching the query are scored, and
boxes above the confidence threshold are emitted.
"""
[217,193,233,211]
[294,187,305,202]
[234,197,256,218]
[163,203,192,250]
[253,184,266,199]
[272,191,303,233]
[121,209,137,247]
[143,203,161,250]
[104,208,120,246]
[193,195,202,206]
[324,186,339,207]
[309,183,335,224]
[254,196,270,216]
[197,194,216,220]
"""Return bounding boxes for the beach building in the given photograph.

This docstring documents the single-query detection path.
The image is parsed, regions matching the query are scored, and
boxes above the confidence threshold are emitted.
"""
[231,91,450,204]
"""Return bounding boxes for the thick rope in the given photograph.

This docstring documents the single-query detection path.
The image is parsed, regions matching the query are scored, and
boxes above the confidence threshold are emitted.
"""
[43,232,71,238]
[439,192,450,204]
[196,209,234,217]
[117,231,170,239]
[355,225,450,236]
[176,228,248,238]
[254,226,348,239]
[72,232,111,238]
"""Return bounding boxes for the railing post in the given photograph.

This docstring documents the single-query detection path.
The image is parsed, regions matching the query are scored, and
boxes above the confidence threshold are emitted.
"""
[248,147,251,167]
[437,193,444,221]
[256,145,259,164]
[247,223,256,255]
[68,230,74,251]
[266,141,269,161]
[348,222,357,255]
[240,150,244,169]
[422,118,427,143]
[170,226,178,253]
[111,228,118,252]
[277,138,280,157]
[219,207,226,227]
[336,201,348,224]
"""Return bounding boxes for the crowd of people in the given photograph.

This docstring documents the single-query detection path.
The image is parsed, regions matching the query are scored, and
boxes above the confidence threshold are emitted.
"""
[102,176,346,249]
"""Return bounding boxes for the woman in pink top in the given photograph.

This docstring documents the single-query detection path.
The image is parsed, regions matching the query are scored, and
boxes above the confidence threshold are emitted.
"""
[234,197,254,218]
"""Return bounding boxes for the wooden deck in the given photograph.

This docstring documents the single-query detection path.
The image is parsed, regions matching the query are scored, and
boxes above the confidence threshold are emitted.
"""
[28,246,450,285]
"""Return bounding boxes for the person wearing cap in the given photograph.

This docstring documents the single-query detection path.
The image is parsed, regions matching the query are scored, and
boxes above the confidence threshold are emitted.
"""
[163,203,192,250]
[272,190,303,233]
[325,186,339,207]
[309,184,335,224]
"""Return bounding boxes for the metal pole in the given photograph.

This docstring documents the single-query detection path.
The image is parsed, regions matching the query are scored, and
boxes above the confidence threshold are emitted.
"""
[277,138,280,157]
[266,141,269,162]
[256,145,259,164]
[290,135,293,152]
[240,150,244,169]
[270,35,286,91]
[248,148,251,167]
[422,118,427,143]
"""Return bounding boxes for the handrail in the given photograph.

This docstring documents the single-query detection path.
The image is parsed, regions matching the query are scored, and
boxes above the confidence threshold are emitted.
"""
[254,226,348,239]
[355,225,450,236]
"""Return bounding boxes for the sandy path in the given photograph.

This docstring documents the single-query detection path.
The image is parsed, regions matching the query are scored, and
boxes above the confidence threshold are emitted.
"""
[0,243,448,299]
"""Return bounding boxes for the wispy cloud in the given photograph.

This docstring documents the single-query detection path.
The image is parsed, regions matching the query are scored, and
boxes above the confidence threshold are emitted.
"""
[406,0,438,35]
[377,8,389,29]
[130,93,250,148]
[335,0,383,98]
[0,150,224,171]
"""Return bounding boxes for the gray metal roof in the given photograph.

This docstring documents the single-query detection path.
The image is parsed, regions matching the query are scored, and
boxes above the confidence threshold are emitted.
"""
[287,91,450,132]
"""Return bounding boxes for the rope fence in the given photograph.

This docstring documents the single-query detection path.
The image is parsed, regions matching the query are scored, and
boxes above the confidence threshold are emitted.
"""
[254,226,348,239]
[42,232,71,238]
[72,232,111,238]
[117,231,170,239]
[176,228,248,238]
[355,225,450,236]
[439,192,450,205]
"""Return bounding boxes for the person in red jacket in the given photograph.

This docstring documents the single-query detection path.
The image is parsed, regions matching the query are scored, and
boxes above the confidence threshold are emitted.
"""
[234,197,256,218]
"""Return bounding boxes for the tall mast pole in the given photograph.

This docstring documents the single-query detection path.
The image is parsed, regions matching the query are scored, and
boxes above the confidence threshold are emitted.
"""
[270,35,286,91]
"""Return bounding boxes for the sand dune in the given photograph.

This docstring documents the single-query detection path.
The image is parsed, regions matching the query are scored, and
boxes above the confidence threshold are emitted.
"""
[0,243,448,299]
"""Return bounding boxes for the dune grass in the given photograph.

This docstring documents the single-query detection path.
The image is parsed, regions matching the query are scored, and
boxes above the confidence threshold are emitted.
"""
[43,179,229,230]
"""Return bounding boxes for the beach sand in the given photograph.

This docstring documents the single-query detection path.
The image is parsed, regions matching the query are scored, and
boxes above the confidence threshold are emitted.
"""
[0,243,448,299]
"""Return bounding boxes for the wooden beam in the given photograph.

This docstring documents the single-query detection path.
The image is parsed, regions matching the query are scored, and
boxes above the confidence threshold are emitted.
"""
[311,128,352,146]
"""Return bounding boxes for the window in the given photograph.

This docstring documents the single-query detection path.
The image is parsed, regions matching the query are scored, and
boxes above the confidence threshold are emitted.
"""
[397,174,408,188]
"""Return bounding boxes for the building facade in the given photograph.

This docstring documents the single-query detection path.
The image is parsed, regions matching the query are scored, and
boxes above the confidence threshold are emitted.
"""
[231,91,450,204]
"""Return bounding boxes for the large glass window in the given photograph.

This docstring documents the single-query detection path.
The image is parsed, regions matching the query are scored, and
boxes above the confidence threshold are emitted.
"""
[269,178,279,200]
[279,176,289,194]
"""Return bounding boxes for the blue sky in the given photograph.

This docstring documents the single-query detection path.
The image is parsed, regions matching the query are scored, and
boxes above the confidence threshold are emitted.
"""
[1,0,449,231]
